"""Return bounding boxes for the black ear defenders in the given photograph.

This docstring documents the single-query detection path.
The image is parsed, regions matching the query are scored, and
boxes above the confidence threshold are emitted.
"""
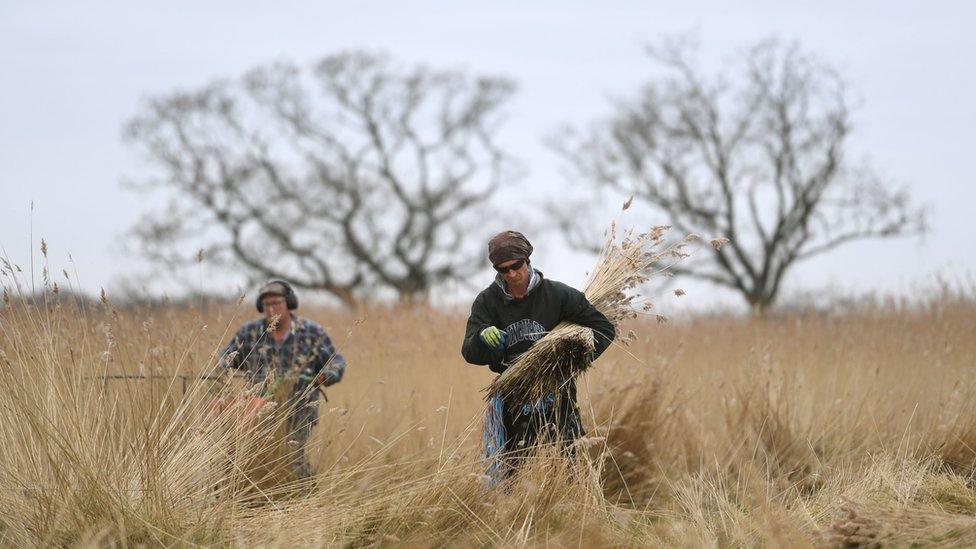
[255,280,299,312]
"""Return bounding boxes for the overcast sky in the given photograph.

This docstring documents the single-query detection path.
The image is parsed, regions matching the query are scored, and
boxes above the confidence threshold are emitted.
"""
[1,1,973,311]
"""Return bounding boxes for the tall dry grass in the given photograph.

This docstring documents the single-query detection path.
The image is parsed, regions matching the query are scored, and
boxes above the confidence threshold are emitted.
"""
[2,267,976,546]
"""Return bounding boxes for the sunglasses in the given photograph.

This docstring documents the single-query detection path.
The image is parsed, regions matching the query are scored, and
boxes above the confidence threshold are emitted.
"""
[494,259,525,274]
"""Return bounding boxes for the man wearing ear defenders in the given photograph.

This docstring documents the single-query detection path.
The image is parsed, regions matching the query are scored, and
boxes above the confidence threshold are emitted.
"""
[220,279,346,479]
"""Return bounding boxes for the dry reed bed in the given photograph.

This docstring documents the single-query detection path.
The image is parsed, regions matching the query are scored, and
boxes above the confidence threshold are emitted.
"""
[1,283,976,546]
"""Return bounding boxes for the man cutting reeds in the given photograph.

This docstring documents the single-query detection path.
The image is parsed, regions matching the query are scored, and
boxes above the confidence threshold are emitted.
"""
[220,280,346,480]
[461,231,615,482]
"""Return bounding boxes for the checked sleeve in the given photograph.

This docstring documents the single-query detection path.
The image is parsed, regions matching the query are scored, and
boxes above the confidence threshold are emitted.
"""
[313,327,346,387]
[220,326,251,371]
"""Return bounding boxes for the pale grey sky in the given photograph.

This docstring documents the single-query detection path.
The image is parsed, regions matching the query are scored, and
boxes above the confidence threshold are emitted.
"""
[1,1,973,311]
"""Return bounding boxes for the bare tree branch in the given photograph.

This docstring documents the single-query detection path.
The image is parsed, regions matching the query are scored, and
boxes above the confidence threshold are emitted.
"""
[552,37,927,311]
[124,51,518,303]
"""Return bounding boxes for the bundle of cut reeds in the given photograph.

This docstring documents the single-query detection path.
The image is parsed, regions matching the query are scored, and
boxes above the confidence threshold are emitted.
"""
[486,224,696,406]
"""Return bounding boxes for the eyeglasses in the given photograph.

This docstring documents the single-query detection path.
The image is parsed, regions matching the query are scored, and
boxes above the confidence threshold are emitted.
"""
[262,298,287,308]
[494,259,525,274]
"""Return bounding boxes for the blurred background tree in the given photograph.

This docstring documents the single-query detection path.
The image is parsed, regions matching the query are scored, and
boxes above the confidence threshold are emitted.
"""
[551,36,927,312]
[124,51,518,305]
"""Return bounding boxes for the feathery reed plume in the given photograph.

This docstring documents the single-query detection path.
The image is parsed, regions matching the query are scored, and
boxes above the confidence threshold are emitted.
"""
[487,224,688,405]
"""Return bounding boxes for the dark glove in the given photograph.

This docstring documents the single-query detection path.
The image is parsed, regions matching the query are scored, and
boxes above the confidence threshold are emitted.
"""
[315,370,339,387]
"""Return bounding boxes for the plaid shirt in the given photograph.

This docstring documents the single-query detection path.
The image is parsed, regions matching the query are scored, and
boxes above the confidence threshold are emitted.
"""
[220,314,346,404]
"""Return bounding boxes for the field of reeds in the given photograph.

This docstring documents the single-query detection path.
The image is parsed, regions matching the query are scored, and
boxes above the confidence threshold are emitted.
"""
[2,274,976,546]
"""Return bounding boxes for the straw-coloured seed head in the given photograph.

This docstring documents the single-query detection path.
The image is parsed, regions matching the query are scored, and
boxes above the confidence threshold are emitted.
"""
[572,436,606,450]
[266,314,281,332]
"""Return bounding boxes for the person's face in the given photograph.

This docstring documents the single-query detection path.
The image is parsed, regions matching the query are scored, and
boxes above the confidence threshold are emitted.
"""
[495,258,529,288]
[261,295,288,321]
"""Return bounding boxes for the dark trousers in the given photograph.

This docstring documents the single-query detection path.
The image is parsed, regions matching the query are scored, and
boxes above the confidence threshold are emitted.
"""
[498,393,584,477]
[285,401,317,479]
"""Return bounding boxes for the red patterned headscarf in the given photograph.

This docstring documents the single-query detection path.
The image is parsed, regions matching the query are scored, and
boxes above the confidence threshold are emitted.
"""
[487,230,533,267]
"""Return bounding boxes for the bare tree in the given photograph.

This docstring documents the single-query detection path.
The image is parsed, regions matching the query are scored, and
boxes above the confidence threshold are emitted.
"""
[553,37,926,311]
[124,51,517,305]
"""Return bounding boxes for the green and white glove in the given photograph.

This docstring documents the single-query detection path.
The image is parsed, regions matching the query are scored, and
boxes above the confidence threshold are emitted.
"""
[479,326,508,351]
